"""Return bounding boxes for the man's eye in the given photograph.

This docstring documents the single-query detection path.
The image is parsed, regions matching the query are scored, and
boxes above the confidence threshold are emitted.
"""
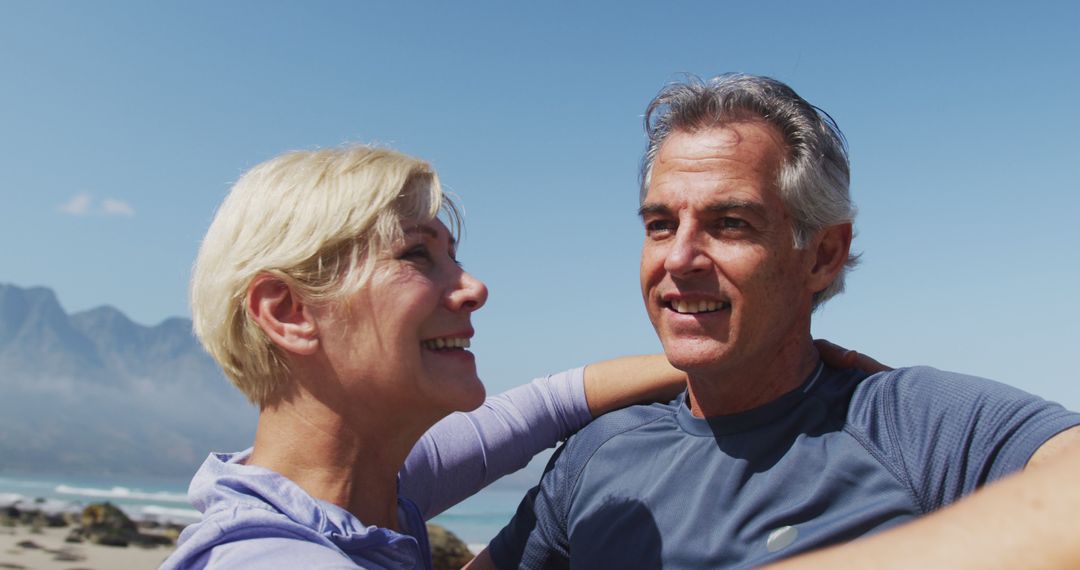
[719,218,748,230]
[645,220,676,236]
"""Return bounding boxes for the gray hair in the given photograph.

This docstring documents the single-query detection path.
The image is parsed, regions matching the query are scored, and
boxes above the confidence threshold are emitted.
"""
[639,73,858,308]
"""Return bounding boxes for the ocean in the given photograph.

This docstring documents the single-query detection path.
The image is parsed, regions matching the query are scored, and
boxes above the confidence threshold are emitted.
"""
[0,473,521,547]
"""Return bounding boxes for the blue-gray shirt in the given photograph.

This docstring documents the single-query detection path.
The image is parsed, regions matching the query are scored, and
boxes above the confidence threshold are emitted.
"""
[489,365,1080,569]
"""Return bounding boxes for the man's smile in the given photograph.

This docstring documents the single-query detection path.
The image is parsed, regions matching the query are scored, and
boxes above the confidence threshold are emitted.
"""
[665,299,731,315]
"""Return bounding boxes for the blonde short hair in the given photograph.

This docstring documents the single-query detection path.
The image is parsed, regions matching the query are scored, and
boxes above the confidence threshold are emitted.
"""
[190,145,459,406]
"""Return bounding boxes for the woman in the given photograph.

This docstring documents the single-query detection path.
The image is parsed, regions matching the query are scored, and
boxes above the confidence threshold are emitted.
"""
[161,146,688,569]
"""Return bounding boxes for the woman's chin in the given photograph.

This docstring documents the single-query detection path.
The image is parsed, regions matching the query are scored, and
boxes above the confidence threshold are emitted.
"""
[453,376,487,412]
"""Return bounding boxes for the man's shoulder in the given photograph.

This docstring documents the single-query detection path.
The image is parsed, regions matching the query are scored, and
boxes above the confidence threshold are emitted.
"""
[558,399,679,465]
[851,365,1032,404]
[575,397,678,438]
[844,365,1078,456]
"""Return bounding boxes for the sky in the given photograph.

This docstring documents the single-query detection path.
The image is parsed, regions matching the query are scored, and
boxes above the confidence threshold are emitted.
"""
[1,1,1077,409]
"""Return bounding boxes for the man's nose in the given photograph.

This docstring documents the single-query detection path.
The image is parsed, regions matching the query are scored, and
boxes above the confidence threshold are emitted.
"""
[663,229,709,277]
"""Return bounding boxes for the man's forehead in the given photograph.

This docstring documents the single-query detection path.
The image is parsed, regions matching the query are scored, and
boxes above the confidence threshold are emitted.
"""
[661,126,745,156]
[645,123,787,210]
[657,121,787,162]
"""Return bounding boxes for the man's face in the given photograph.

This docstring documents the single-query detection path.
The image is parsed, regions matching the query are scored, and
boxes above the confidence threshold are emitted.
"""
[639,121,817,377]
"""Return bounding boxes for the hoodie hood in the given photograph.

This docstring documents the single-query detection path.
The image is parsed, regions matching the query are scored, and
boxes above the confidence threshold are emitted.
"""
[162,449,431,569]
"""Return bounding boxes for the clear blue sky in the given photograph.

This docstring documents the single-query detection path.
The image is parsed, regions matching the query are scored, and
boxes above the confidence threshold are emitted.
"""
[2,1,1077,408]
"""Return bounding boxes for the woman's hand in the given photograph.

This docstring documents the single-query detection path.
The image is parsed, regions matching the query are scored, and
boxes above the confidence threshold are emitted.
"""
[814,339,892,373]
[584,342,890,419]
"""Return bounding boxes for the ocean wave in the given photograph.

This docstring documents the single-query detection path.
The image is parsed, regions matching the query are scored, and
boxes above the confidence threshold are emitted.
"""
[55,484,188,503]
[138,505,202,523]
[0,492,24,507]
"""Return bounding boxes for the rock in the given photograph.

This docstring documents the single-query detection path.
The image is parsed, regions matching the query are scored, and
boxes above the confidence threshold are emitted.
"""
[52,549,85,562]
[133,532,174,547]
[80,502,137,532]
[78,502,138,547]
[65,528,85,543]
[161,524,184,542]
[43,512,68,528]
[427,523,472,570]
[89,529,131,547]
[67,502,177,548]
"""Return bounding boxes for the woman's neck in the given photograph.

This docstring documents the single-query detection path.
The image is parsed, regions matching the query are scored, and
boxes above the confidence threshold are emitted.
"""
[247,391,429,532]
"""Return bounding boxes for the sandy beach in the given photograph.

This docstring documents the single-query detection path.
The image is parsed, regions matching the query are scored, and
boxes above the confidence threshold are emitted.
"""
[0,525,173,570]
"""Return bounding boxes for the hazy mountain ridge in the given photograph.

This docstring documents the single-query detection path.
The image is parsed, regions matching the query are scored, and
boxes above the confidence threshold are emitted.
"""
[0,283,256,479]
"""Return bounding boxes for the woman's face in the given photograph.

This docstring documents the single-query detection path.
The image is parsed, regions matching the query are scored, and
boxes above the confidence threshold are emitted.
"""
[314,219,488,419]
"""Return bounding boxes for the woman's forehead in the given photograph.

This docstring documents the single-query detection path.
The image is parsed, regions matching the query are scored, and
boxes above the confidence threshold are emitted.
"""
[403,219,455,245]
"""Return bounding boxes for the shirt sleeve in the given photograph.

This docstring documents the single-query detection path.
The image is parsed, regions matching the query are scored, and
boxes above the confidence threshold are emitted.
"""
[853,366,1080,514]
[488,444,573,570]
[398,367,593,519]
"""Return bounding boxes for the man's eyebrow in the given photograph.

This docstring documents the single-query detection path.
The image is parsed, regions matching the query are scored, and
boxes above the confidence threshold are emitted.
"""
[637,203,672,219]
[704,200,768,218]
[637,201,768,219]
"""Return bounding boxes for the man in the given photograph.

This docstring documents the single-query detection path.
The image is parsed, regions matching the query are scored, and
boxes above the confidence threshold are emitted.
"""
[470,74,1080,568]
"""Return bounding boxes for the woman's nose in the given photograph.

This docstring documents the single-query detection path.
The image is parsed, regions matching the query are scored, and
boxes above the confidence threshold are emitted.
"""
[447,269,488,312]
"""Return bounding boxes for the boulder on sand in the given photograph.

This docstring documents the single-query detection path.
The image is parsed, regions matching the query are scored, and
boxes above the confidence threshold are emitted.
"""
[427,523,472,570]
[77,502,138,547]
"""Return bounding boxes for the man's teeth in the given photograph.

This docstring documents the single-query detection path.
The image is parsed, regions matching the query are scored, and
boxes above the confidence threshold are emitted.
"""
[422,337,471,350]
[671,300,724,314]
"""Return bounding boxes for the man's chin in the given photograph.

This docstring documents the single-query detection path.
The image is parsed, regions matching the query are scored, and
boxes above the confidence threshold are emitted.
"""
[662,346,732,375]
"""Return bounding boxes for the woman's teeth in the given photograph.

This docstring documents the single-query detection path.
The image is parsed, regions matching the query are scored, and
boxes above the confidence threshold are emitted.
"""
[422,337,471,350]
[671,300,724,314]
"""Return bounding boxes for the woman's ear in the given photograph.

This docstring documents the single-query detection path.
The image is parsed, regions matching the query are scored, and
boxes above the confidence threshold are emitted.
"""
[247,275,319,356]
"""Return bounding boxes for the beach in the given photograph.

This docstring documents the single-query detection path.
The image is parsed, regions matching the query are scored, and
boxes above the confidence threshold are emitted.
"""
[0,473,512,568]
[0,525,172,570]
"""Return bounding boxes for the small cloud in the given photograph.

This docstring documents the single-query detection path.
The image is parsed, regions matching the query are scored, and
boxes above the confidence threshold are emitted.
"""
[58,194,136,217]
[102,199,135,217]
[59,193,93,216]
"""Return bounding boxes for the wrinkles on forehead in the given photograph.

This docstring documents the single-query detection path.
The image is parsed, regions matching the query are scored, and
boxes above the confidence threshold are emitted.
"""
[661,120,789,167]
[651,124,786,198]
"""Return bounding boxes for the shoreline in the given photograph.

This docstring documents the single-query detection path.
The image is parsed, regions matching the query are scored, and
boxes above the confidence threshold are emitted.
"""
[0,525,172,570]
[1,478,496,568]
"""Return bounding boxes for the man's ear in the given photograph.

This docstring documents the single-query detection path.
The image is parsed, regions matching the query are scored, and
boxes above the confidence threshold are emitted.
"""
[807,222,853,294]
[247,275,319,356]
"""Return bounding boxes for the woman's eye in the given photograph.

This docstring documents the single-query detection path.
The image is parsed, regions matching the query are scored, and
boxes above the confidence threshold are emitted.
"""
[400,245,432,262]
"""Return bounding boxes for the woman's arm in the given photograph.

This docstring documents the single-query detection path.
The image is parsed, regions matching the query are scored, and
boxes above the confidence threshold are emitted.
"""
[402,341,878,520]
[399,355,685,519]
[582,354,686,416]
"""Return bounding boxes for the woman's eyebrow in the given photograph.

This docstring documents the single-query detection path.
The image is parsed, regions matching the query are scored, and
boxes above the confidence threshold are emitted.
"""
[404,225,456,246]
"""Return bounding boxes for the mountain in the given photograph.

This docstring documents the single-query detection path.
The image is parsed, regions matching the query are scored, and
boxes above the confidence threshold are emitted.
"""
[0,283,257,479]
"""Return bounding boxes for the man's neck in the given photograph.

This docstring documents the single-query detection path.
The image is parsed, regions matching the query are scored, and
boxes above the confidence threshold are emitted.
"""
[685,336,820,417]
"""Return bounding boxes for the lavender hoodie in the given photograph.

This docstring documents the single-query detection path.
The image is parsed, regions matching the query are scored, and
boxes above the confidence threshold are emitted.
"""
[161,368,591,569]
